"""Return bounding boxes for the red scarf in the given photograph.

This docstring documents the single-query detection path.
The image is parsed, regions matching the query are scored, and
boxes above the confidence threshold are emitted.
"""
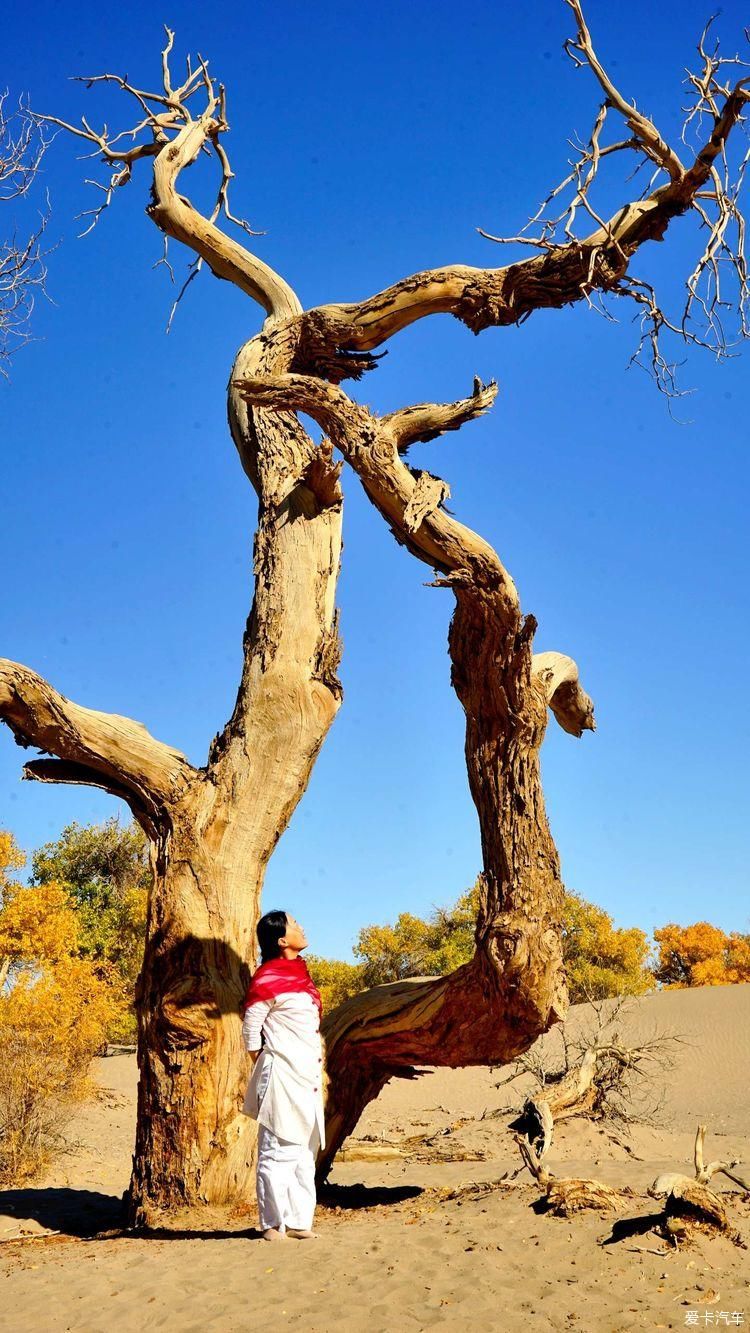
[243,954,322,1017]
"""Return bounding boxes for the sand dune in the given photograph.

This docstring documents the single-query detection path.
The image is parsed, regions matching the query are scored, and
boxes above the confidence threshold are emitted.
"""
[1,984,748,1332]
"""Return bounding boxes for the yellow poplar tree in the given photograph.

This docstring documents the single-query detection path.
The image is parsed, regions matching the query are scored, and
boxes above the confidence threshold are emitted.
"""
[0,830,122,1183]
[653,922,750,987]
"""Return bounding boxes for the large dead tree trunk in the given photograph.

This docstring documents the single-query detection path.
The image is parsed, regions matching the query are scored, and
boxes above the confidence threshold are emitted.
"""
[234,373,595,1175]
[1,84,345,1219]
[126,315,345,1220]
[2,5,748,1219]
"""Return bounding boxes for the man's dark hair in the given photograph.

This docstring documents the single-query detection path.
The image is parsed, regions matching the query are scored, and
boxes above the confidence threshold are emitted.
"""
[256,909,288,964]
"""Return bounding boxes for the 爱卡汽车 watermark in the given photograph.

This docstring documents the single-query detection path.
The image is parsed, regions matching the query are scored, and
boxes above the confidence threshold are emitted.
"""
[684,1314,745,1327]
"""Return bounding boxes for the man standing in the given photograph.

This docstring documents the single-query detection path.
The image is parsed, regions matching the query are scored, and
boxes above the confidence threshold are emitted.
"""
[241,910,326,1241]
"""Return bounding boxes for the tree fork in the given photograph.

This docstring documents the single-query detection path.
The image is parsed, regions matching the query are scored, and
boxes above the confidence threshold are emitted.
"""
[234,373,594,1176]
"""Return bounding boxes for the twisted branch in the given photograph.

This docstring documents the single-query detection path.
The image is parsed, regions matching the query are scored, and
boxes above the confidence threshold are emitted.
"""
[384,378,498,453]
[0,659,196,838]
[43,28,299,325]
[295,8,750,394]
[234,370,519,608]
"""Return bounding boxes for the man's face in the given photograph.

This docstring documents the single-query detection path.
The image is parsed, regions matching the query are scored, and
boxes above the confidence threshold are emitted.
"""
[280,914,307,952]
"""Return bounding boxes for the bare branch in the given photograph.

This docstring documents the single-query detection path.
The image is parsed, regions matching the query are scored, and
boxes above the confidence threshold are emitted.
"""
[0,658,196,834]
[233,370,519,611]
[0,92,49,199]
[296,9,750,396]
[564,0,685,181]
[479,136,640,252]
[694,1123,750,1191]
[384,378,498,453]
[0,95,51,370]
[44,36,299,324]
[532,651,596,737]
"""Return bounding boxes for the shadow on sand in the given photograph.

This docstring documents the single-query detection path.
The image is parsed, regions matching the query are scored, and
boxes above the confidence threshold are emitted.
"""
[319,1181,423,1210]
[0,1187,124,1238]
[0,1179,422,1243]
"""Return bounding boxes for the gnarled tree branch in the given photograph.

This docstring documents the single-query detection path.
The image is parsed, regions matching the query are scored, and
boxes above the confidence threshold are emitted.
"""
[234,371,519,609]
[235,372,595,1178]
[0,658,195,837]
[532,652,596,737]
[383,378,498,452]
[44,29,300,325]
[291,10,750,389]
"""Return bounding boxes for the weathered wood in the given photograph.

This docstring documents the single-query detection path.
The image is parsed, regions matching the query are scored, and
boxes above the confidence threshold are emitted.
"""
[649,1125,749,1246]
[516,1133,631,1216]
[0,659,195,844]
[127,320,344,1222]
[235,374,585,1178]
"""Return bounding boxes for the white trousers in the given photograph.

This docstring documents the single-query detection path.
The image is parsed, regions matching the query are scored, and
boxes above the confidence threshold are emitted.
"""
[256,1123,318,1233]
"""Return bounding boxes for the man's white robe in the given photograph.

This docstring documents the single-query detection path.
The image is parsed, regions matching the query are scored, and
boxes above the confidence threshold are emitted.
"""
[241,990,326,1152]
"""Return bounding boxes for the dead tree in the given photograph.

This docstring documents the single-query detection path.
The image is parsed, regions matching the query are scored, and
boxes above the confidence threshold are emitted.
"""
[515,1132,633,1217]
[649,1124,750,1244]
[496,996,682,1157]
[1,4,748,1221]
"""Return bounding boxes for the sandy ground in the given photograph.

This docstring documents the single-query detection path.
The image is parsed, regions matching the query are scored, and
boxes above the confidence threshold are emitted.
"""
[1,984,748,1332]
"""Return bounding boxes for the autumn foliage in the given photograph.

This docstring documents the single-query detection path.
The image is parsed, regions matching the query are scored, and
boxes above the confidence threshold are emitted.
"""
[561,891,653,1003]
[0,831,121,1184]
[309,881,655,1008]
[30,817,150,1042]
[307,882,480,1009]
[652,922,750,988]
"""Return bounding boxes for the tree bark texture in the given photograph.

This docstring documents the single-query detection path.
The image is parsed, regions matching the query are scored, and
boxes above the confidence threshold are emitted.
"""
[233,373,596,1178]
[127,320,344,1222]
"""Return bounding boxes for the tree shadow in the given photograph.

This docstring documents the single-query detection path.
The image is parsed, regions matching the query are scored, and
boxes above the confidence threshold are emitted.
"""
[0,1189,284,1242]
[1,1182,426,1242]
[0,1187,125,1239]
[600,1210,667,1244]
[137,1224,261,1241]
[1,937,424,1243]
[318,1181,423,1210]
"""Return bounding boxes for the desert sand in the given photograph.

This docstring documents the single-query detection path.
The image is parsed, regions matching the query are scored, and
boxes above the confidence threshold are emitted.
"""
[1,983,748,1332]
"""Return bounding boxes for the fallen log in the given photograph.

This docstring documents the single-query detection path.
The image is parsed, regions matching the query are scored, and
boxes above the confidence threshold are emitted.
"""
[515,1133,633,1217]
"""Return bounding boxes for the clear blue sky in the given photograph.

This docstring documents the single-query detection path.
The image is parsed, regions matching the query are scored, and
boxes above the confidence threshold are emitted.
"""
[2,0,748,960]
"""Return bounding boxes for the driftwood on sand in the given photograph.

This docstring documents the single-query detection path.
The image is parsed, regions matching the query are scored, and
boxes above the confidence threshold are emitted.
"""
[514,1132,633,1217]
[649,1124,749,1246]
